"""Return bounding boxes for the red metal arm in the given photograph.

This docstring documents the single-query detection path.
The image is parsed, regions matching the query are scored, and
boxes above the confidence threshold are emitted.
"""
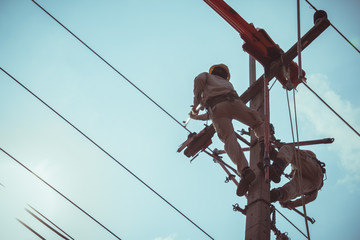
[203,0,305,88]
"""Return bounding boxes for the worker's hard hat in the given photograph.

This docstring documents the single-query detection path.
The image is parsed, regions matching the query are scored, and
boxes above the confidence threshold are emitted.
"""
[304,150,317,159]
[209,64,230,80]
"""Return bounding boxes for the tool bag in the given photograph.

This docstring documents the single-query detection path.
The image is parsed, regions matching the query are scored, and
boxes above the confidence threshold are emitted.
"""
[177,125,216,158]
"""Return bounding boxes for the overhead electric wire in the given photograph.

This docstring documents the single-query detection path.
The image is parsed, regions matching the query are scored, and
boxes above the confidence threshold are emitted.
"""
[305,0,360,54]
[273,207,308,239]
[0,67,214,240]
[16,218,46,240]
[24,1,213,238]
[286,90,311,240]
[27,204,75,240]
[301,0,360,138]
[301,80,360,137]
[25,208,71,240]
[28,204,74,240]
[12,1,356,239]
[31,0,191,134]
[0,147,122,240]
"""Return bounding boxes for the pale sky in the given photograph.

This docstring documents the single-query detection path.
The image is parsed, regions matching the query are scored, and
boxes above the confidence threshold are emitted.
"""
[0,0,359,239]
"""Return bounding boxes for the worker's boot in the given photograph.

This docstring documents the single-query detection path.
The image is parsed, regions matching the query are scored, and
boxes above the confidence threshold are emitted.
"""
[269,158,287,183]
[236,167,256,196]
[270,188,285,202]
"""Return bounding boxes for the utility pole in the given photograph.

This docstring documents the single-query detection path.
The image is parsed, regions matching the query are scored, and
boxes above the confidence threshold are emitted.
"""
[201,1,330,239]
[245,56,271,240]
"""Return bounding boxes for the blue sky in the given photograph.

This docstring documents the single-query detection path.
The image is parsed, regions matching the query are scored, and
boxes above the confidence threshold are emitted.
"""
[0,0,359,239]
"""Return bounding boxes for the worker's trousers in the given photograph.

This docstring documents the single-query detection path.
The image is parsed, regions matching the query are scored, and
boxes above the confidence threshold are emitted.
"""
[210,99,264,175]
[277,145,323,202]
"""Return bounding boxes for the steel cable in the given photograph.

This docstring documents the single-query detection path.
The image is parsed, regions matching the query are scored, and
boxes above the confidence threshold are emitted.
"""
[301,80,359,137]
[0,147,123,240]
[0,66,214,240]
[305,0,360,54]
[31,0,191,134]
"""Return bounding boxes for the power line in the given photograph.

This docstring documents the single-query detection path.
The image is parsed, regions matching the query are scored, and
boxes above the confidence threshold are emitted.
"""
[31,0,191,134]
[305,0,360,54]
[16,218,46,240]
[19,1,212,237]
[27,204,75,240]
[0,147,122,240]
[25,208,71,240]
[273,207,308,239]
[301,80,360,137]
[0,67,214,240]
[15,1,354,239]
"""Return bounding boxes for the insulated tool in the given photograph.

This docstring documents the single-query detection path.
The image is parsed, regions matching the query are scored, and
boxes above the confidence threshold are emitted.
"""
[183,104,202,127]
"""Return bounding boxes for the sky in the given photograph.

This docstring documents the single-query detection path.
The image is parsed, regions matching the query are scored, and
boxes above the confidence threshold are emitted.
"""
[0,0,359,239]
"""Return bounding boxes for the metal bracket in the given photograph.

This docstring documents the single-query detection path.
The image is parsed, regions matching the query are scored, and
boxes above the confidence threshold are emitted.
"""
[233,203,246,215]
[225,174,236,183]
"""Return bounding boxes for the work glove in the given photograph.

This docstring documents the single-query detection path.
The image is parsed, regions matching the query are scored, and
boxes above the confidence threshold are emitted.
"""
[189,106,199,119]
[189,112,197,119]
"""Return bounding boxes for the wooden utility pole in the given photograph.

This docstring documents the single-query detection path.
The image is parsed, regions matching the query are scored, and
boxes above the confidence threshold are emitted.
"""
[245,56,271,240]
[241,18,330,240]
[201,1,330,239]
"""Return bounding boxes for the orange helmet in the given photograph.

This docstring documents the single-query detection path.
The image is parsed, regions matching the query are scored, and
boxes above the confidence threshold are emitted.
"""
[209,64,230,81]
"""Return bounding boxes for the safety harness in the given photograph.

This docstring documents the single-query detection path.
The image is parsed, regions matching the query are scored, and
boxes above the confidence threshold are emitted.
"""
[204,91,239,110]
[303,151,327,194]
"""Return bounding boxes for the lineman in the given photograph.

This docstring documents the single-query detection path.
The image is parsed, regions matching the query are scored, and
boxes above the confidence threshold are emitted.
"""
[269,145,325,208]
[189,64,264,196]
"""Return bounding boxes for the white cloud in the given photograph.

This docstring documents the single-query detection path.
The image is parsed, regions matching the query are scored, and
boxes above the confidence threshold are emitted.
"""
[296,73,360,190]
[154,233,178,240]
[336,174,360,193]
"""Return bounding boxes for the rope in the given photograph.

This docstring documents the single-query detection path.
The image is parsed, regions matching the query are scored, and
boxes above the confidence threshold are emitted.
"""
[0,68,214,240]
[292,90,311,240]
[30,0,191,134]
[286,88,311,240]
[297,0,304,80]
[305,0,360,54]
[0,148,122,240]
[264,75,271,182]
[296,2,311,238]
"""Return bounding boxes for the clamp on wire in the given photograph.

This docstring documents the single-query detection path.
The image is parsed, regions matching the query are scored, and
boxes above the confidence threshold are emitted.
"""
[280,54,293,91]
